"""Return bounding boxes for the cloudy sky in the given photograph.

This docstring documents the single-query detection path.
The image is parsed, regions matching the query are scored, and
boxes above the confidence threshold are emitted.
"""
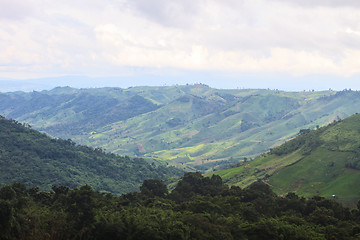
[1,0,360,91]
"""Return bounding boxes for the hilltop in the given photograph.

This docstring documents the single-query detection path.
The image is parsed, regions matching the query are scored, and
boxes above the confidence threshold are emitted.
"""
[213,113,360,206]
[0,115,183,194]
[2,85,360,171]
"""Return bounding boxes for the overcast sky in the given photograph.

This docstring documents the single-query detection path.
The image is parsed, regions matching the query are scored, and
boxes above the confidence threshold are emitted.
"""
[1,0,360,91]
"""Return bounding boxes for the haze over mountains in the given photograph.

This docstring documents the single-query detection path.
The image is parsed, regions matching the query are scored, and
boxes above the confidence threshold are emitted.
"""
[2,85,360,173]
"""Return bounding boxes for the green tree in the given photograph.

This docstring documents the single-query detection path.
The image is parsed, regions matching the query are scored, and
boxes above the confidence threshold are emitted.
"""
[140,179,168,198]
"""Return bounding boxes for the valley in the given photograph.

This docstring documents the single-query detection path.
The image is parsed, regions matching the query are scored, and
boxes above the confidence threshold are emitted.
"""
[2,85,360,204]
[3,1,360,238]
[2,85,360,238]
[1,85,360,172]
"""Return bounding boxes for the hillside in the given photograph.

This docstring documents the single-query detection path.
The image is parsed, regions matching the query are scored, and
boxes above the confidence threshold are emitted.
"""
[213,113,360,205]
[0,87,160,137]
[2,86,360,171]
[0,115,183,194]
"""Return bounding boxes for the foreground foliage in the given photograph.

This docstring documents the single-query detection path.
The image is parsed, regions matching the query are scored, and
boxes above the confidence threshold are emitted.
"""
[1,173,360,240]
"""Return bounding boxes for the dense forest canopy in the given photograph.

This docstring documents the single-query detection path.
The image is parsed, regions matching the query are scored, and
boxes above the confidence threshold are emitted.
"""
[1,173,360,239]
[0,115,183,194]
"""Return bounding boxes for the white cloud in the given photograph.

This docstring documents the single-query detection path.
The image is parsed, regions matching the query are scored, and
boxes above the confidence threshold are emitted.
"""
[0,0,360,80]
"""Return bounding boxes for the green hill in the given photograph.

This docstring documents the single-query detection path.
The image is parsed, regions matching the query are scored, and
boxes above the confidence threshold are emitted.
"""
[212,113,360,205]
[0,115,183,194]
[0,87,160,137]
[3,86,360,171]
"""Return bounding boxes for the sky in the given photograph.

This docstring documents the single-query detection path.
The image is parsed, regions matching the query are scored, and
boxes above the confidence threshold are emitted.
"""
[1,0,360,91]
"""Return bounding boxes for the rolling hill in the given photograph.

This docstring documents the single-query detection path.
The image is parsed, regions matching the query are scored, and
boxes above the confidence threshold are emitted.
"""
[0,115,183,194]
[2,85,360,171]
[212,113,360,206]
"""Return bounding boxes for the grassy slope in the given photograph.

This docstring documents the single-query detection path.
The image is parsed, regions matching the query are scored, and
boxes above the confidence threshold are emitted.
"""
[212,113,360,205]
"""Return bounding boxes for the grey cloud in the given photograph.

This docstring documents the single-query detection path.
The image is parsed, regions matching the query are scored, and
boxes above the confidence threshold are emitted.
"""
[0,0,43,21]
[124,0,359,56]
[339,30,360,50]
[1,0,360,78]
[0,0,39,20]
[273,0,360,8]
[127,0,205,28]
[127,0,248,28]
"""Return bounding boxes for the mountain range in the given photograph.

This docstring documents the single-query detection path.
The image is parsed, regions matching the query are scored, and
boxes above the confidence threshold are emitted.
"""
[1,85,360,172]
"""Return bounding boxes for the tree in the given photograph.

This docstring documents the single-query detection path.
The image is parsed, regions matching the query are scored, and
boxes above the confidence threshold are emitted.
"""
[140,179,168,198]
[169,173,228,202]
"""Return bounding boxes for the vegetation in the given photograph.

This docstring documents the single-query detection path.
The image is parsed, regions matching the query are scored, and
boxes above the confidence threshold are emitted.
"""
[0,115,183,194]
[4,86,360,172]
[1,173,360,239]
[0,87,160,136]
[213,113,360,206]
[3,85,360,238]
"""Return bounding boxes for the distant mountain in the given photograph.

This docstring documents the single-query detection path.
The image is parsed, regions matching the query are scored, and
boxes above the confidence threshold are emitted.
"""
[0,115,183,194]
[0,86,160,136]
[213,113,360,206]
[1,85,360,171]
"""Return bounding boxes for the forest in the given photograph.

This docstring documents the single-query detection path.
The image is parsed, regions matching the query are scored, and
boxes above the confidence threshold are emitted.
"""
[1,173,360,240]
[0,115,183,194]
